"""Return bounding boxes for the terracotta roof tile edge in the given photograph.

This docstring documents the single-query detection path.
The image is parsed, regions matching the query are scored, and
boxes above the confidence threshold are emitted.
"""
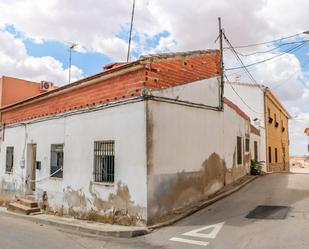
[224,97,251,121]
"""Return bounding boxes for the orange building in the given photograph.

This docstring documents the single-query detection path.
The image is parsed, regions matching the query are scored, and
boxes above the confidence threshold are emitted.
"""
[265,88,291,172]
[0,76,44,108]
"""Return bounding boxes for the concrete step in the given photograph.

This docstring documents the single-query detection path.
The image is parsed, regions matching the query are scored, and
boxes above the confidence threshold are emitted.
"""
[7,203,40,215]
[17,198,38,208]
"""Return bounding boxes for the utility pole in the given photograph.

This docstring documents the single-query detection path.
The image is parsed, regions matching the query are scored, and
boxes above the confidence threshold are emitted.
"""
[68,43,78,84]
[218,17,224,110]
[127,0,136,62]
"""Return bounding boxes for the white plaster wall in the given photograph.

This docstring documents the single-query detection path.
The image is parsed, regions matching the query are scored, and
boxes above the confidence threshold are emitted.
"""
[148,100,250,175]
[0,101,147,218]
[152,77,221,108]
[146,87,251,223]
[250,132,261,161]
[223,103,251,171]
[224,83,266,164]
[149,78,250,175]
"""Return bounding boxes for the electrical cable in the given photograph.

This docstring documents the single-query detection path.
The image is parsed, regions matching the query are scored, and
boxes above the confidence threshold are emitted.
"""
[223,32,264,92]
[234,40,309,57]
[226,40,309,71]
[224,74,264,115]
[271,59,309,90]
[224,32,304,49]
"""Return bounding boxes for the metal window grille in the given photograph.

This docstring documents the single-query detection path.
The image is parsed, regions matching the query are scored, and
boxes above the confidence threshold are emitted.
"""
[94,141,115,183]
[245,138,250,152]
[50,144,64,178]
[237,136,242,164]
[254,141,258,161]
[268,146,272,163]
[275,148,278,163]
[5,147,14,173]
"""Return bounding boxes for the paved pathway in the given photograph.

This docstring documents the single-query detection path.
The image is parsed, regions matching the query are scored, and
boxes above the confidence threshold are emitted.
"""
[1,173,309,249]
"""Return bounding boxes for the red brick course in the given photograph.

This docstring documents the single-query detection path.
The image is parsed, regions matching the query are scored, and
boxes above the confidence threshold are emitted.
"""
[1,50,220,124]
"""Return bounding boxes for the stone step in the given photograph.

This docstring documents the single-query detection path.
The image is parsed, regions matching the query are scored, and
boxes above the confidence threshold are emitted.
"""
[17,198,38,208]
[7,202,41,215]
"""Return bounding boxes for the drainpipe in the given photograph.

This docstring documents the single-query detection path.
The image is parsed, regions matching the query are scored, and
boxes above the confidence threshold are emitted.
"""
[20,123,28,194]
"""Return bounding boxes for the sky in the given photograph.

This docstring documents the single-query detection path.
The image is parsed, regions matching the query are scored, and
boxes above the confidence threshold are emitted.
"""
[0,0,308,155]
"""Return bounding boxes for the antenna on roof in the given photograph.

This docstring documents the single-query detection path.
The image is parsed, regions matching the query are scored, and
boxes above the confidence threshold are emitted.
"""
[126,0,136,62]
[68,42,78,84]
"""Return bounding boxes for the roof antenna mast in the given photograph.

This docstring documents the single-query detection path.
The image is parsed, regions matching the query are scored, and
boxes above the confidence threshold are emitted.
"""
[68,42,78,84]
[127,0,136,62]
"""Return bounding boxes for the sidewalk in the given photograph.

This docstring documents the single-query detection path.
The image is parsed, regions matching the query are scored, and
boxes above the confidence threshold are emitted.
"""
[0,207,149,238]
[0,174,258,237]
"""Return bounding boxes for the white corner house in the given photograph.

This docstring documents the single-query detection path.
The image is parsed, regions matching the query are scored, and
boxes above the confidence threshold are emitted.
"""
[0,51,259,225]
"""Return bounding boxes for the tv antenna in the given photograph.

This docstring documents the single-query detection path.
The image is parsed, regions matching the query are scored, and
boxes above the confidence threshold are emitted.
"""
[68,42,78,83]
[126,0,136,62]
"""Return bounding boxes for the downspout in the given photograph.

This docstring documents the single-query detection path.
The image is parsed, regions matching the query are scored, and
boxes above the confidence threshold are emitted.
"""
[263,90,268,172]
[20,123,28,194]
[218,17,224,111]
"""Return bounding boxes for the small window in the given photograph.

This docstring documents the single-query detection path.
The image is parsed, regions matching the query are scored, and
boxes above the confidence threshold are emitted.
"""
[5,147,14,173]
[275,148,278,163]
[237,136,242,165]
[268,146,272,163]
[245,138,250,152]
[50,144,64,178]
[94,141,115,183]
[254,141,258,161]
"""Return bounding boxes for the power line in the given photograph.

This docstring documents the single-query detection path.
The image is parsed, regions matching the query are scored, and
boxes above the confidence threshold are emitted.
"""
[225,39,309,78]
[226,40,309,71]
[224,74,264,115]
[224,32,304,49]
[223,32,263,91]
[234,40,309,57]
[271,59,309,90]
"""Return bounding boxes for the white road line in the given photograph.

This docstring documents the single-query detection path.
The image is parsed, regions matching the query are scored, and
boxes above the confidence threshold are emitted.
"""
[170,237,209,246]
[182,222,225,239]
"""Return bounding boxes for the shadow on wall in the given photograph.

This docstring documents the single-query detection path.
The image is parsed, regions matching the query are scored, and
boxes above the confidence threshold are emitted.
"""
[148,152,248,225]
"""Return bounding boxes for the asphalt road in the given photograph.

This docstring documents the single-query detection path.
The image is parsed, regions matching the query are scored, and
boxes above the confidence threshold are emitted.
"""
[1,173,309,249]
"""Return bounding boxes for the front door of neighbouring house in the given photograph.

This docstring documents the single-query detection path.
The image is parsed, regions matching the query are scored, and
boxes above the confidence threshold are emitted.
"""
[26,144,37,193]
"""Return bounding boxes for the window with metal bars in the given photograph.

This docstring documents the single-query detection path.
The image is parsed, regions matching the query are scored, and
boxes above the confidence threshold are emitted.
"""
[245,137,250,152]
[50,144,64,178]
[237,136,242,165]
[94,141,115,183]
[254,141,258,161]
[5,147,14,173]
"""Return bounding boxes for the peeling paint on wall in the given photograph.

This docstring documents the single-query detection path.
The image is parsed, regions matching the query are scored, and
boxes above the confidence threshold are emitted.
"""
[148,153,229,224]
[225,149,248,185]
[0,178,18,206]
[64,186,88,209]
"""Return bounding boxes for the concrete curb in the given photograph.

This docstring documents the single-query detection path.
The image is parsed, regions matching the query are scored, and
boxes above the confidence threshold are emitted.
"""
[148,175,259,230]
[0,210,149,238]
[0,175,258,237]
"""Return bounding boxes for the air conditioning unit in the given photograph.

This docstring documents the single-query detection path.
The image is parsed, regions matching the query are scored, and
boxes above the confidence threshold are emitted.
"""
[40,81,54,91]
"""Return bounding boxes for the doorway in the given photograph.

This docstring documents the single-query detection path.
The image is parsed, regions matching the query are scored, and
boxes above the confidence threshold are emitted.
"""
[26,144,37,193]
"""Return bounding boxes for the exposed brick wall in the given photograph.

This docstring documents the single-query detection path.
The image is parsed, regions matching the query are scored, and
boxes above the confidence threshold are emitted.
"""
[144,51,220,89]
[1,70,145,124]
[1,50,220,124]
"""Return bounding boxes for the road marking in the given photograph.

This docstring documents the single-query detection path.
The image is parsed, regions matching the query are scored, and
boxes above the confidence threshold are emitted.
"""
[182,222,225,239]
[170,237,209,246]
[169,222,225,247]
